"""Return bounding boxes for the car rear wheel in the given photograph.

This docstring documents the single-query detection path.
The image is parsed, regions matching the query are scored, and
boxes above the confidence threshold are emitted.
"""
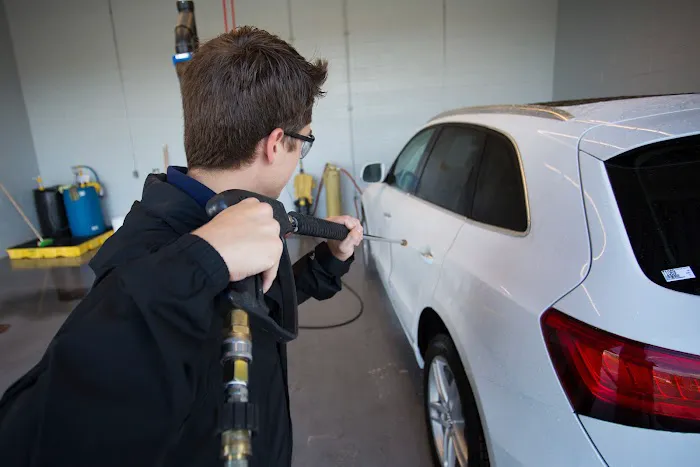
[424,334,489,467]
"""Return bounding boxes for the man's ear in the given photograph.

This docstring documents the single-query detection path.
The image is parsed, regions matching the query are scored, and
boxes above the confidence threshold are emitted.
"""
[263,128,285,165]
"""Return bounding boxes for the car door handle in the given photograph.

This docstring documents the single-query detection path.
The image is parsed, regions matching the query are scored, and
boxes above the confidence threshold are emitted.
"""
[383,212,392,218]
[421,251,434,264]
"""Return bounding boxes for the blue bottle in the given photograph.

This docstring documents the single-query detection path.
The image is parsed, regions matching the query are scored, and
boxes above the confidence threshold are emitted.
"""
[62,185,106,238]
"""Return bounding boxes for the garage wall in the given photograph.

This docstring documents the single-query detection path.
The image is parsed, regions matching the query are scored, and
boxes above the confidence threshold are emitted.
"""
[553,0,700,100]
[6,0,558,219]
[343,0,558,215]
[0,0,40,254]
[4,0,185,221]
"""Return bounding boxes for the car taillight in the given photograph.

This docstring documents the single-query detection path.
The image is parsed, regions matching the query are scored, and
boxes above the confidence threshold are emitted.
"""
[542,308,700,433]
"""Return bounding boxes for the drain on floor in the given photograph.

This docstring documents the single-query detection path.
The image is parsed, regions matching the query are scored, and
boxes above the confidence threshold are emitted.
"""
[0,324,10,334]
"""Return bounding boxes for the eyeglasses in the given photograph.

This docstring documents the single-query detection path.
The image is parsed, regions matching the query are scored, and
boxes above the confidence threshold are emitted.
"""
[284,131,315,159]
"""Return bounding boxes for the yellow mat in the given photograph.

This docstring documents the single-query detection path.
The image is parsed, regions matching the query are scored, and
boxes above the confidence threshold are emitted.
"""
[7,230,114,260]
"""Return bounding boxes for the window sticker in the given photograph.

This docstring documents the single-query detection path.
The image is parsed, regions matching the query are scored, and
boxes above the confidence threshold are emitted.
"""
[661,267,696,283]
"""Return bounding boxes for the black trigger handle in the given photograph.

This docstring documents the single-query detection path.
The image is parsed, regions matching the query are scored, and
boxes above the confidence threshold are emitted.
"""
[207,190,352,242]
[206,190,294,236]
[206,189,299,343]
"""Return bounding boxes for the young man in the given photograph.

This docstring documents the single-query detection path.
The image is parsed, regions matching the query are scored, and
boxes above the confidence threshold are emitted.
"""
[0,27,362,466]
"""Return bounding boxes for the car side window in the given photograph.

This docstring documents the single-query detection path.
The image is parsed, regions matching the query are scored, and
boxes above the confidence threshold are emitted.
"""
[472,133,528,232]
[414,126,486,216]
[387,129,435,193]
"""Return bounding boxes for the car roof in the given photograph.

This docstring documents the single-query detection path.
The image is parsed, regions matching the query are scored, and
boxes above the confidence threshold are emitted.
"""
[431,93,700,124]
[427,93,700,160]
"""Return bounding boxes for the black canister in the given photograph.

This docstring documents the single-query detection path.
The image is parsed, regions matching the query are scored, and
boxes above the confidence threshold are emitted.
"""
[34,187,71,239]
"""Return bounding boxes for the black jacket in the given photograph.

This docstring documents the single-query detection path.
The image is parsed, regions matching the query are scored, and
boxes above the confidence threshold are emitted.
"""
[0,174,352,467]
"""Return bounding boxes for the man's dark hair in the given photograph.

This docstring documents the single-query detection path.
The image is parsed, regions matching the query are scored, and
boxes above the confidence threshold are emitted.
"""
[181,26,328,170]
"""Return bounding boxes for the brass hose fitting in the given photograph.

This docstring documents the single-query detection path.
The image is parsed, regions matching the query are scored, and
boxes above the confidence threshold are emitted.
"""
[221,309,252,466]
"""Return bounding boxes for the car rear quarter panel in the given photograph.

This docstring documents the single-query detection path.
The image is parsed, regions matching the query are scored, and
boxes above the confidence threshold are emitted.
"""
[426,115,602,465]
[570,152,700,355]
[556,149,700,466]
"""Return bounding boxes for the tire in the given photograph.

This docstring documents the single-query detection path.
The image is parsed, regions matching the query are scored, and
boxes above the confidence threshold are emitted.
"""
[423,334,490,467]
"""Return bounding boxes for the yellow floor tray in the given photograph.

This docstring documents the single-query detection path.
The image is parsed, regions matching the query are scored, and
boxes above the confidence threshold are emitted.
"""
[7,230,114,260]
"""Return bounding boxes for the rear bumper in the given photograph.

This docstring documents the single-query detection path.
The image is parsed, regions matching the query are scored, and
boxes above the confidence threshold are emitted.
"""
[475,377,606,467]
[581,416,700,466]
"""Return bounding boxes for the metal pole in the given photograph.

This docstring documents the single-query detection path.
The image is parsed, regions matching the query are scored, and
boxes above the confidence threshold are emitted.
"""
[363,235,408,246]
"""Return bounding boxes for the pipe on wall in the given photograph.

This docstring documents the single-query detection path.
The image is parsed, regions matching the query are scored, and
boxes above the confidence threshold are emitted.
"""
[222,0,235,32]
[221,0,228,32]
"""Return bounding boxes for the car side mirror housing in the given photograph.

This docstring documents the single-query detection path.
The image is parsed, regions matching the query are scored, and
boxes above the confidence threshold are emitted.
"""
[361,163,386,183]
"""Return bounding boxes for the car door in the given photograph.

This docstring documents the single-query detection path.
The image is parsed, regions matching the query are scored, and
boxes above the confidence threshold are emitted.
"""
[432,128,530,383]
[369,127,437,283]
[385,125,487,341]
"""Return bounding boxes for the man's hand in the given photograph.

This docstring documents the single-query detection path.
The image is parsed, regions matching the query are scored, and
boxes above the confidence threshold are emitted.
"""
[192,198,282,292]
[326,215,363,262]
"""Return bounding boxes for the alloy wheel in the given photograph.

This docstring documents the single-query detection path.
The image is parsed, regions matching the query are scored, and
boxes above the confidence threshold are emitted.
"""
[428,356,469,467]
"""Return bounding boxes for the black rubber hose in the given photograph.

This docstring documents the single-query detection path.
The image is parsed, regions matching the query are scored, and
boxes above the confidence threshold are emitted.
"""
[299,280,364,330]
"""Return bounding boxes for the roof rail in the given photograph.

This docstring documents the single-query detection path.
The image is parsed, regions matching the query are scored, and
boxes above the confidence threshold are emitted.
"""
[430,104,574,122]
[533,92,699,108]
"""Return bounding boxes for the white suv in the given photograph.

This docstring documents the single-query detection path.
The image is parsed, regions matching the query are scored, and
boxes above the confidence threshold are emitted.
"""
[360,94,700,467]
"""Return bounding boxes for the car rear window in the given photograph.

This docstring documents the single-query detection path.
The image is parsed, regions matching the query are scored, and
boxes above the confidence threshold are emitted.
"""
[606,135,700,296]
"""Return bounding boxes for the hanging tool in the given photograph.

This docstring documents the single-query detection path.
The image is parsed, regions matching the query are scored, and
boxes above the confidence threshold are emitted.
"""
[293,161,315,215]
[173,1,199,83]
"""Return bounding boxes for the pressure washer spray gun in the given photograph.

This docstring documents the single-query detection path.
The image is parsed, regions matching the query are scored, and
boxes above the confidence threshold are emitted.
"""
[206,190,352,467]
[206,190,406,466]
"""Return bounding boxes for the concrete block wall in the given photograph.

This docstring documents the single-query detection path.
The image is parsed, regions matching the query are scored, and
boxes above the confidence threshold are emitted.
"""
[0,0,40,254]
[5,0,188,221]
[554,0,700,100]
[5,0,558,220]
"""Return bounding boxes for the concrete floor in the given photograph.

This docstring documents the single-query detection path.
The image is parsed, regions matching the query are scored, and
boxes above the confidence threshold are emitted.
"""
[0,241,432,466]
